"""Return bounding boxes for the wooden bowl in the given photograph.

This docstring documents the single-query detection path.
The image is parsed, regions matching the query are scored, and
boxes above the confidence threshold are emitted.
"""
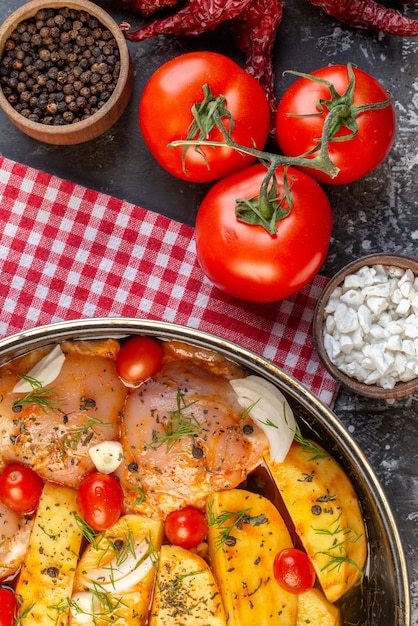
[0,0,133,145]
[313,253,418,399]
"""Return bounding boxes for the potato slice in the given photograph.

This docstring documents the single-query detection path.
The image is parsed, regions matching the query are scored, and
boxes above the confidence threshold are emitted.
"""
[265,441,367,603]
[71,514,164,625]
[297,588,341,625]
[207,489,297,625]
[15,482,83,626]
[149,544,226,625]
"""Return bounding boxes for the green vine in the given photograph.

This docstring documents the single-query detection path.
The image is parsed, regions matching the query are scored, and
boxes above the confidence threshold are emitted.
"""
[169,63,392,235]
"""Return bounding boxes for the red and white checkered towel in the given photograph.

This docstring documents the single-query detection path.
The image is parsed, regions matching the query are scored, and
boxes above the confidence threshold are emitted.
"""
[0,156,338,405]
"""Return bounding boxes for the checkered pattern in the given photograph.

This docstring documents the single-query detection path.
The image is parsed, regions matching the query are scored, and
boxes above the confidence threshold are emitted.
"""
[0,156,338,405]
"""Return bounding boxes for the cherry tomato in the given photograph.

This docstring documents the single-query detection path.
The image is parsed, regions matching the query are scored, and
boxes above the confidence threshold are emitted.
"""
[195,163,332,302]
[276,65,396,184]
[77,472,124,531]
[0,463,43,513]
[116,336,163,386]
[0,588,18,626]
[139,51,270,183]
[273,548,316,594]
[164,505,208,550]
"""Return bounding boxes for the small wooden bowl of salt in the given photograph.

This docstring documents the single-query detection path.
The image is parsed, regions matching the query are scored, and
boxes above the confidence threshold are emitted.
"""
[313,253,418,398]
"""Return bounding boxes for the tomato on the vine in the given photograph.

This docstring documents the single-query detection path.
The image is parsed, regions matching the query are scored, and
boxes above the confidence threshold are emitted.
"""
[139,51,270,183]
[164,505,208,549]
[116,336,163,386]
[77,472,124,531]
[195,163,332,303]
[276,64,396,184]
[0,463,43,513]
[0,588,17,626]
[273,547,316,594]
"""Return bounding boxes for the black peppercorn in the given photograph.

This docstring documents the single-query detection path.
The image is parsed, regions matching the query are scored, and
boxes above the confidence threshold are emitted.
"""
[0,7,121,126]
[311,504,322,516]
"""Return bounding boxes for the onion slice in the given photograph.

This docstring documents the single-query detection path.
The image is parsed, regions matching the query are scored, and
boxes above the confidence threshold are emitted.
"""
[12,344,65,393]
[70,592,100,625]
[230,375,295,462]
[84,539,153,593]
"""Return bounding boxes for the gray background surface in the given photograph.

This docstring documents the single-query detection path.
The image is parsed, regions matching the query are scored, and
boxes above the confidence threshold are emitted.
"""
[1,0,417,622]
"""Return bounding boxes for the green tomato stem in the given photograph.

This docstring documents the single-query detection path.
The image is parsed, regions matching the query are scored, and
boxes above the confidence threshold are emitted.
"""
[170,98,340,183]
[168,63,392,232]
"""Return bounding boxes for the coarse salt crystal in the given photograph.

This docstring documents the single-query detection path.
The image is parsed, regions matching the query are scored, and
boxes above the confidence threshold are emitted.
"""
[344,274,364,289]
[399,281,412,298]
[351,327,364,350]
[334,303,359,333]
[324,333,341,360]
[322,263,418,388]
[340,334,354,354]
[363,283,391,298]
[366,296,387,316]
[340,289,365,308]
[402,339,415,355]
[386,335,403,351]
[395,299,411,316]
[357,304,372,334]
[405,324,418,339]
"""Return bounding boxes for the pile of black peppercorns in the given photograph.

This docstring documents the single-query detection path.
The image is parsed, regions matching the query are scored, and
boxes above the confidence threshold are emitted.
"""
[0,7,121,126]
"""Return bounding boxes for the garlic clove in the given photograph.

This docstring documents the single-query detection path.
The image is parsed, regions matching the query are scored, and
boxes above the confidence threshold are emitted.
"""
[88,441,123,474]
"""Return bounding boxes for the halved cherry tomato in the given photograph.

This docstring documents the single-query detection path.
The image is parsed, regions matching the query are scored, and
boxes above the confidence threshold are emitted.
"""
[0,588,17,626]
[77,472,124,531]
[273,547,316,594]
[276,64,396,184]
[164,505,208,549]
[116,336,163,387]
[0,463,43,513]
[139,51,270,183]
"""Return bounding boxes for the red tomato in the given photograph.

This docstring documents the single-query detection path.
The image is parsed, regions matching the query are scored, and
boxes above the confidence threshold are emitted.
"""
[0,588,17,626]
[273,548,316,594]
[116,336,163,386]
[164,505,208,549]
[195,164,332,302]
[139,51,270,183]
[0,463,43,513]
[276,65,396,184]
[77,472,123,531]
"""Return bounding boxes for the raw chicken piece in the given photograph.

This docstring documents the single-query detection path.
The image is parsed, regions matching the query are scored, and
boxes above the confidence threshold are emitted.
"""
[0,345,126,488]
[117,358,269,518]
[0,501,34,581]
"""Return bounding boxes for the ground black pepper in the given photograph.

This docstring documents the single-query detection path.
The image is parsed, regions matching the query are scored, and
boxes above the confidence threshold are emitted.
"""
[0,7,121,125]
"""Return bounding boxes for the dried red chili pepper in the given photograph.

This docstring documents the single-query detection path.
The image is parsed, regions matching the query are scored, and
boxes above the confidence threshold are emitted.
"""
[308,0,418,36]
[116,0,180,17]
[122,0,253,39]
[123,0,282,128]
[229,0,283,128]
[120,0,282,129]
[117,0,417,133]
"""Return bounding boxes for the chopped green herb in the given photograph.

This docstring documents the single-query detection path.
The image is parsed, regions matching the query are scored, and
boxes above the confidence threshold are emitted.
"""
[240,398,260,420]
[12,375,62,414]
[61,415,111,458]
[313,512,364,573]
[145,389,201,453]
[207,498,255,551]
[292,419,328,460]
